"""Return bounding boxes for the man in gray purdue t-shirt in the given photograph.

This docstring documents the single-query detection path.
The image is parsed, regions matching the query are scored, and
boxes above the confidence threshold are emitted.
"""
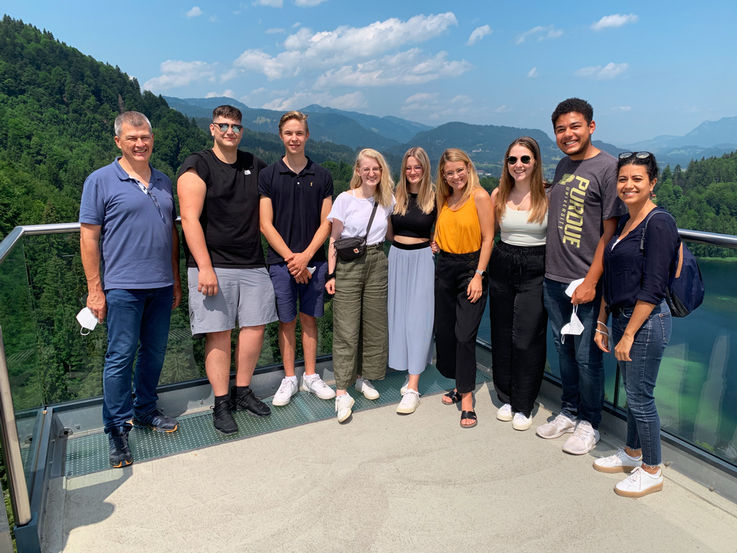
[536,98,624,454]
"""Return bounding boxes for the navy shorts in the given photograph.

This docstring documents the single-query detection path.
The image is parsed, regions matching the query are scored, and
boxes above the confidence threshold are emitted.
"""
[268,261,327,323]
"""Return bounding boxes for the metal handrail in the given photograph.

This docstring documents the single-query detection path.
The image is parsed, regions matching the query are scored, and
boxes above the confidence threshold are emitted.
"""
[0,220,736,530]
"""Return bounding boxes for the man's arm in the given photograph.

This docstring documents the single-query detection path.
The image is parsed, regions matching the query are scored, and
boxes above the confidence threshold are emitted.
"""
[571,217,618,305]
[177,169,218,296]
[287,196,333,278]
[171,225,182,309]
[80,223,106,321]
[259,196,295,261]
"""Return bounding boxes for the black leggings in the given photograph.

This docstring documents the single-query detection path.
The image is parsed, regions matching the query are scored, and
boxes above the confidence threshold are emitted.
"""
[489,241,547,416]
[434,250,488,394]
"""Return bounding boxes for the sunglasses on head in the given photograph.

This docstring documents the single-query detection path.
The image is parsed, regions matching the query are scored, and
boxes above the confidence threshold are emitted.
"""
[212,122,243,133]
[618,151,652,161]
[507,155,532,165]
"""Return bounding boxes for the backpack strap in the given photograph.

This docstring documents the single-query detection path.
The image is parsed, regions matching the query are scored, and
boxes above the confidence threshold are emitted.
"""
[639,208,683,278]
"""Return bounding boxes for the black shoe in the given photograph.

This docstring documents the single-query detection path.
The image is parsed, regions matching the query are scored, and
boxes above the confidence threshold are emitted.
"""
[108,426,133,468]
[231,386,271,417]
[133,409,179,432]
[213,395,238,435]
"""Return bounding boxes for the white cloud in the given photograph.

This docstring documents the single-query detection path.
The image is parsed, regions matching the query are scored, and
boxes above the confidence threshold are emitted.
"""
[527,67,538,78]
[591,14,639,31]
[494,105,511,113]
[313,49,471,88]
[233,13,458,80]
[205,89,236,99]
[611,105,632,112]
[401,92,473,121]
[295,0,327,5]
[467,24,491,46]
[516,25,563,45]
[263,91,366,111]
[186,6,203,18]
[143,60,215,92]
[266,27,285,34]
[575,62,629,80]
[254,0,283,6]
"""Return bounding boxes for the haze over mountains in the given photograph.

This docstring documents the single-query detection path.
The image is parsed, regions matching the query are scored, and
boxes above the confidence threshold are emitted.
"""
[166,96,737,171]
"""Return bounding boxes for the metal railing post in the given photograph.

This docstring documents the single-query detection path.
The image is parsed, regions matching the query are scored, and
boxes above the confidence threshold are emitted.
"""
[0,325,32,526]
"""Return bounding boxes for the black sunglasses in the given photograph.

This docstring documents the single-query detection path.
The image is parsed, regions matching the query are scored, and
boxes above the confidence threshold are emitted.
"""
[212,122,243,133]
[507,155,532,165]
[618,151,652,161]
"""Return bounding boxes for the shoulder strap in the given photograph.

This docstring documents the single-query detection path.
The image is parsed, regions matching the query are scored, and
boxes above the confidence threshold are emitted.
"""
[639,208,678,251]
[364,201,379,238]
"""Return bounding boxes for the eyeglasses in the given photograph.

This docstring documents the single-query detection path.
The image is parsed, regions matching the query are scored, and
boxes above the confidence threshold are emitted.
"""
[618,151,652,161]
[405,165,423,173]
[507,155,532,165]
[443,167,466,180]
[135,182,165,223]
[360,167,381,175]
[212,122,243,133]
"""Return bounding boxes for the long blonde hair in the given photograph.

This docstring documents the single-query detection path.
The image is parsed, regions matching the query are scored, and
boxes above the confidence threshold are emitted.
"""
[395,147,435,215]
[496,137,547,224]
[348,148,394,208]
[436,148,481,207]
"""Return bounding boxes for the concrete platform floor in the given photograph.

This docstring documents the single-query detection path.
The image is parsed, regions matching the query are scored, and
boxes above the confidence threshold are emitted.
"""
[43,380,737,553]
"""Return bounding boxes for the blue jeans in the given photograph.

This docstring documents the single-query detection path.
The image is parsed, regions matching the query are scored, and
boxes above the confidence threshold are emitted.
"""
[612,301,671,466]
[543,278,604,428]
[103,286,173,432]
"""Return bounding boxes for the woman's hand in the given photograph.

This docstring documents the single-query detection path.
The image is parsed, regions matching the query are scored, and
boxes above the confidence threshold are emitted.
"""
[430,240,439,254]
[325,277,335,295]
[466,273,483,303]
[594,329,610,353]
[614,333,634,361]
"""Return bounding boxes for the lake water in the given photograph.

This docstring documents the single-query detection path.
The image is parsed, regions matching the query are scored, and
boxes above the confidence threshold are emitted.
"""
[478,258,737,464]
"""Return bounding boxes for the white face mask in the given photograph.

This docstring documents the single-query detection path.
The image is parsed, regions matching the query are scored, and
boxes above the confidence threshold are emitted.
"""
[561,306,585,343]
[76,307,99,336]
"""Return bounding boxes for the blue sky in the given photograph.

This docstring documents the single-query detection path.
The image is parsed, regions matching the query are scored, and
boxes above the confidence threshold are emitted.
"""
[3,0,737,145]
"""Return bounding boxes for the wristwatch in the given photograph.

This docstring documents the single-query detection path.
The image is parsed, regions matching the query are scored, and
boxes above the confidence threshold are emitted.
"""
[475,269,486,277]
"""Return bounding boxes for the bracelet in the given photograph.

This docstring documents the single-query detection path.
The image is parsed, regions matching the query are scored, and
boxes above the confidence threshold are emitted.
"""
[595,328,609,337]
[327,272,336,281]
[596,321,608,327]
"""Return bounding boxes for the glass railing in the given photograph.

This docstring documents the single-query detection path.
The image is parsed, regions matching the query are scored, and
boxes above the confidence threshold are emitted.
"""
[478,235,737,468]
[1,222,736,533]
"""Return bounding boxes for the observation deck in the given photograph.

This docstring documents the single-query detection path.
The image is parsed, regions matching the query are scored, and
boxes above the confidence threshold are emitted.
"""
[1,223,736,553]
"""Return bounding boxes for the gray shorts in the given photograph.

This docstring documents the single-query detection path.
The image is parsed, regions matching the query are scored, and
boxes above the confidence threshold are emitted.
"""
[187,267,278,337]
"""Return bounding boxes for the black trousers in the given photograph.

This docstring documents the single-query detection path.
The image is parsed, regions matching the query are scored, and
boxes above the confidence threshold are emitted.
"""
[434,250,488,394]
[488,241,547,416]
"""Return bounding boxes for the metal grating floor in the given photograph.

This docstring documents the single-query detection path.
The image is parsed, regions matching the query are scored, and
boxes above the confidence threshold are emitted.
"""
[65,367,489,478]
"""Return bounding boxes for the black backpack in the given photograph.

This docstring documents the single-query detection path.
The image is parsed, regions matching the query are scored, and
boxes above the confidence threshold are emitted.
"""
[640,209,705,317]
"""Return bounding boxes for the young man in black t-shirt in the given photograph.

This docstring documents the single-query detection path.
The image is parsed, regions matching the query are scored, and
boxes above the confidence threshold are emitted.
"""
[178,105,278,434]
[259,111,335,406]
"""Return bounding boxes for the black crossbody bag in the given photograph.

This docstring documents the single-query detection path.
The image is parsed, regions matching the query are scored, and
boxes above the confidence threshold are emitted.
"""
[334,201,379,262]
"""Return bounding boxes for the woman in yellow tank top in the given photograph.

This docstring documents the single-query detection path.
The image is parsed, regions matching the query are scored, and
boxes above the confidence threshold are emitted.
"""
[434,148,494,428]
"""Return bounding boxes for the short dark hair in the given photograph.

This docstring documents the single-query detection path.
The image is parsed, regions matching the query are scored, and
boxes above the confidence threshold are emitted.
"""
[551,98,593,127]
[617,152,659,182]
[212,105,242,122]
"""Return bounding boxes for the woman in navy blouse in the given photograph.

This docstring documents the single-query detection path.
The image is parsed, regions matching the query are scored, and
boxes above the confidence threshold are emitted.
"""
[593,151,679,498]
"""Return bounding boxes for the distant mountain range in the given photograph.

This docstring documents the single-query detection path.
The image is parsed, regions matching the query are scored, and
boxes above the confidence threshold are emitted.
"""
[165,95,737,174]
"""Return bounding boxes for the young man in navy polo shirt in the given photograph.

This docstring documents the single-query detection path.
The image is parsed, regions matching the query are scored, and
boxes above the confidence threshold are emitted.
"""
[259,111,336,405]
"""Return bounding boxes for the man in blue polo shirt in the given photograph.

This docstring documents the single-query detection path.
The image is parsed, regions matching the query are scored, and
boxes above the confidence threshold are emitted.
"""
[80,111,182,468]
[259,111,335,406]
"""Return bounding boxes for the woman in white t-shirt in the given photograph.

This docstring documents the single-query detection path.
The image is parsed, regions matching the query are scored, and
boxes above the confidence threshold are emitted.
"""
[488,136,548,431]
[326,148,395,422]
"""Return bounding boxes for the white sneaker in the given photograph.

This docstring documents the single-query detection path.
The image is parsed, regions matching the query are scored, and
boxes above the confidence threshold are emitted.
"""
[496,403,513,422]
[400,376,409,395]
[335,394,355,423]
[512,412,533,431]
[272,377,298,407]
[300,374,336,400]
[396,389,420,414]
[593,448,643,473]
[614,466,663,497]
[536,413,576,439]
[355,377,380,400]
[562,420,600,455]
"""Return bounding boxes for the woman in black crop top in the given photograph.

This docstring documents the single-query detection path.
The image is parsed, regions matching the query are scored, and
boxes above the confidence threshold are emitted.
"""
[386,147,437,415]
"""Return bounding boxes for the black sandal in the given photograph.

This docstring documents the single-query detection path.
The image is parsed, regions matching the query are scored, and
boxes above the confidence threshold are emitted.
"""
[460,410,477,428]
[442,389,462,405]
